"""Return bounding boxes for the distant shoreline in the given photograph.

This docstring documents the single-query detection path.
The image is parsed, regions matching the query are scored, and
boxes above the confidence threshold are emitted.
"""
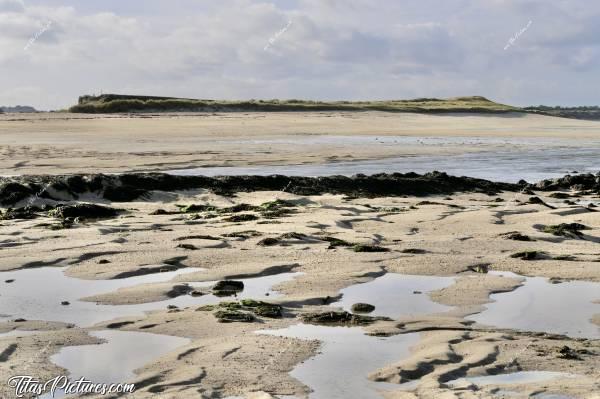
[62,94,600,120]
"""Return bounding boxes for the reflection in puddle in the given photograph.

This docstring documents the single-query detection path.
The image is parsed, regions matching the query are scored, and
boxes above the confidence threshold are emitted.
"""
[261,325,419,399]
[469,273,600,338]
[41,330,189,399]
[0,267,301,327]
[335,274,455,318]
[0,267,201,326]
[447,371,576,387]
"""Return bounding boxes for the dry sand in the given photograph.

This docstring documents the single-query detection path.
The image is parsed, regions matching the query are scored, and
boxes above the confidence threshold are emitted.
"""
[1,111,600,175]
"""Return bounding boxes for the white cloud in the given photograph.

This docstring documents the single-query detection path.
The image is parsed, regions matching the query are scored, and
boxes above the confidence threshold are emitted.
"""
[1,0,599,109]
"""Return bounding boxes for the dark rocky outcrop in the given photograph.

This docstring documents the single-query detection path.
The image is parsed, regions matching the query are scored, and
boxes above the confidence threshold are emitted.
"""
[48,204,121,219]
[0,172,522,207]
[535,173,600,192]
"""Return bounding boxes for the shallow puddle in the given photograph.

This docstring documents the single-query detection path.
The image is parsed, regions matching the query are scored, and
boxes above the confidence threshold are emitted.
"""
[40,330,190,399]
[334,274,455,318]
[468,272,600,338]
[261,325,419,399]
[0,267,201,326]
[0,267,301,327]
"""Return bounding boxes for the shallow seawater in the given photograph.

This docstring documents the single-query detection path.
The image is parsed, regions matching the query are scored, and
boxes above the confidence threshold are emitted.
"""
[468,272,600,339]
[170,136,600,183]
[256,275,457,398]
[447,371,576,387]
[40,330,190,399]
[0,267,301,327]
[334,274,455,318]
[261,325,419,399]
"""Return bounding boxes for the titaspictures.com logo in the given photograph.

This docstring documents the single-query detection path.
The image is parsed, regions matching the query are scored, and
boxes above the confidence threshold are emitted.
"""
[7,375,135,397]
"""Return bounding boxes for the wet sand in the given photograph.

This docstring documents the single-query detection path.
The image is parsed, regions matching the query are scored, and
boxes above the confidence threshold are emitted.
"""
[1,111,600,175]
[1,185,599,398]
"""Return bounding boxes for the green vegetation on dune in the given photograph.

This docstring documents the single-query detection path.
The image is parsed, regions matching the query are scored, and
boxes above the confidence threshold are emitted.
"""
[69,94,518,114]
[524,106,600,121]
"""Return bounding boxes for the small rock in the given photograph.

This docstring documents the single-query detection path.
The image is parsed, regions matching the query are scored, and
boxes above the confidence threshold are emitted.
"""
[166,284,194,298]
[176,243,198,250]
[558,346,582,360]
[353,244,390,253]
[213,280,244,296]
[5,279,15,283]
[257,237,279,246]
[401,248,427,254]
[150,209,169,215]
[351,303,376,313]
[61,301,70,306]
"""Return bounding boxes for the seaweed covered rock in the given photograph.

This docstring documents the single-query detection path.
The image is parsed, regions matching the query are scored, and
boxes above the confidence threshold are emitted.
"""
[510,251,544,261]
[177,204,219,213]
[260,199,295,210]
[212,280,244,296]
[224,214,259,223]
[535,173,600,192]
[320,237,354,249]
[198,300,282,322]
[240,299,283,318]
[0,182,34,205]
[48,203,121,220]
[0,206,44,220]
[0,172,524,206]
[214,309,255,323]
[542,223,589,239]
[351,303,376,313]
[301,311,388,326]
[103,186,149,202]
[502,232,533,241]
[352,244,390,253]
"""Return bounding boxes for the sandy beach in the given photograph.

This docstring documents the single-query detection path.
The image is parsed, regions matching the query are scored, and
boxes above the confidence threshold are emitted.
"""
[1,112,600,176]
[0,112,598,399]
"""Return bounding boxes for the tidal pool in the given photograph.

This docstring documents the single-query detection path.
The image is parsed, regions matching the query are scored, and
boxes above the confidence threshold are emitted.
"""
[261,325,419,399]
[256,274,459,398]
[334,273,455,318]
[0,267,301,327]
[40,330,190,399]
[468,272,600,339]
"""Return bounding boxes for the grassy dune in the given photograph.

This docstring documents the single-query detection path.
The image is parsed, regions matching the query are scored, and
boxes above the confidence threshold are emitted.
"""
[524,106,600,121]
[69,94,518,114]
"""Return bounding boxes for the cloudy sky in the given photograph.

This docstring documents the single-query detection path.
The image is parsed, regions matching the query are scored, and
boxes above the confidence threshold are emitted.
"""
[1,0,598,110]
